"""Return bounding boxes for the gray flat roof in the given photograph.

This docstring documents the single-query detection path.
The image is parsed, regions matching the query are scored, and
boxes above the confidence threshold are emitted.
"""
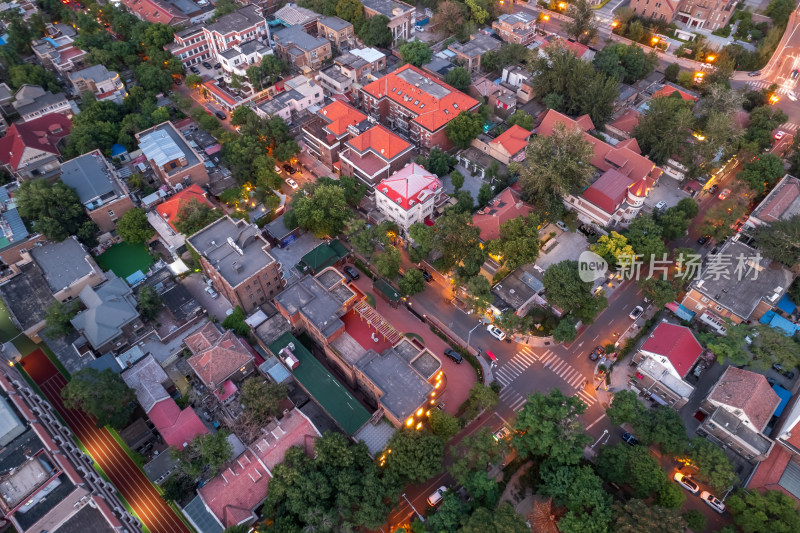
[30,237,96,294]
[492,267,543,311]
[318,16,351,31]
[187,216,276,288]
[449,33,502,59]
[57,499,116,533]
[60,151,116,205]
[137,122,199,176]
[275,25,329,52]
[356,347,432,421]
[361,0,413,17]
[273,274,345,338]
[206,4,263,35]
[0,261,54,331]
[708,406,773,454]
[69,64,115,84]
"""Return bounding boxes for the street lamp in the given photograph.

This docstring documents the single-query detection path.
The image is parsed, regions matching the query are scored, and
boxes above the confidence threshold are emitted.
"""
[541,14,550,33]
[402,493,425,523]
[611,20,618,30]
[591,429,609,449]
[467,322,482,349]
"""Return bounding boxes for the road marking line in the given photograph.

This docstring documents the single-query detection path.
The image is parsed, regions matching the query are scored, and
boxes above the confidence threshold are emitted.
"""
[510,396,528,411]
[517,352,537,365]
[499,387,518,400]
[585,413,607,430]
[551,360,568,373]
[494,373,511,386]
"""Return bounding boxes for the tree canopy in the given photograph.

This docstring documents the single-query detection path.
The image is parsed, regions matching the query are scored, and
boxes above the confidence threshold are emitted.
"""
[737,154,785,195]
[117,208,154,244]
[433,211,485,275]
[542,260,608,324]
[751,214,800,266]
[727,489,800,533]
[563,0,598,44]
[61,368,135,429]
[384,429,445,485]
[400,40,432,67]
[445,111,484,149]
[593,43,658,83]
[16,180,97,245]
[632,93,695,165]
[291,183,352,237]
[172,432,233,478]
[357,15,392,47]
[487,212,542,269]
[173,199,222,236]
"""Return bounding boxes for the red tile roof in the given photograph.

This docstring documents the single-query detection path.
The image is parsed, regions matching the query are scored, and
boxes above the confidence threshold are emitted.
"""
[558,39,591,59]
[318,100,367,136]
[156,184,213,230]
[186,326,254,389]
[122,0,187,25]
[198,409,320,528]
[747,444,798,502]
[147,398,208,450]
[0,113,72,170]
[641,323,703,378]
[709,367,781,431]
[361,64,479,132]
[376,163,442,210]
[490,124,531,158]
[653,85,698,102]
[472,187,532,241]
[203,80,237,106]
[346,125,411,161]
[608,108,642,136]
[759,181,800,223]
[582,169,635,215]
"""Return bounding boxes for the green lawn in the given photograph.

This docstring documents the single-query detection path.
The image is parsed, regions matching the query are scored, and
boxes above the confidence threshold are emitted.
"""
[96,243,155,279]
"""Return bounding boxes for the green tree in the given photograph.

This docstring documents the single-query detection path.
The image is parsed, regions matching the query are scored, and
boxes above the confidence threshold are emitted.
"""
[466,275,492,313]
[632,93,695,164]
[453,188,474,213]
[429,408,461,440]
[633,405,689,455]
[513,389,590,465]
[449,427,507,484]
[462,383,499,419]
[539,462,612,533]
[7,63,60,92]
[488,212,541,269]
[626,214,668,262]
[240,378,288,425]
[606,389,646,426]
[664,63,680,82]
[374,245,401,279]
[591,231,635,269]
[596,444,666,498]
[506,109,534,130]
[161,473,195,503]
[477,183,493,207]
[445,111,483,149]
[433,211,484,272]
[552,317,577,343]
[424,147,457,176]
[400,40,432,67]
[743,105,788,152]
[357,15,392,47]
[384,429,445,485]
[173,431,233,478]
[62,368,135,429]
[137,285,163,321]
[737,153,785,195]
[212,0,238,18]
[450,170,465,191]
[636,277,676,307]
[221,306,250,337]
[336,0,363,25]
[433,0,467,37]
[657,481,687,509]
[687,437,737,492]
[399,268,426,296]
[542,260,607,324]
[186,74,204,88]
[444,66,470,92]
[292,183,351,237]
[339,175,368,207]
[44,300,78,338]
[593,43,657,83]
[460,504,528,533]
[612,499,686,533]
[117,208,154,244]
[518,121,595,202]
[564,0,598,44]
[16,180,92,242]
[727,489,800,533]
[701,199,748,241]
[173,199,222,236]
[408,222,435,262]
[424,491,467,531]
[683,510,707,532]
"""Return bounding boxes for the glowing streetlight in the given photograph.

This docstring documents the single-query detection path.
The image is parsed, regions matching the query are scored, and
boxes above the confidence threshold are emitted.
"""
[651,36,659,45]
[558,2,567,9]
[769,94,780,105]
[611,21,619,29]
[706,54,716,62]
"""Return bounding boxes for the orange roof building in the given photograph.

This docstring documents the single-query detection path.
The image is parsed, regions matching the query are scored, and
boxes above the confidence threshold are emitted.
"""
[472,187,532,242]
[185,322,255,389]
[156,184,214,231]
[652,84,699,102]
[360,64,480,151]
[339,125,414,186]
[482,124,531,164]
[302,100,368,167]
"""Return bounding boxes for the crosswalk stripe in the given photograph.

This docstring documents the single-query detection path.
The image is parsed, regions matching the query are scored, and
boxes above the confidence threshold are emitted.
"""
[541,352,556,365]
[550,360,568,373]
[499,387,518,400]
[519,346,533,356]
[510,396,528,411]
[576,390,596,406]
[517,352,537,365]
[495,372,512,386]
[506,360,527,372]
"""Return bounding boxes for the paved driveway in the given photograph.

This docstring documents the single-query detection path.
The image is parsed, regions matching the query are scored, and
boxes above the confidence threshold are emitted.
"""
[181,273,232,321]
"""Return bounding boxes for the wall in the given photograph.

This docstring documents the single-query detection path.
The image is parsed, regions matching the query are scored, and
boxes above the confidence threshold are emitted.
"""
[88,195,134,233]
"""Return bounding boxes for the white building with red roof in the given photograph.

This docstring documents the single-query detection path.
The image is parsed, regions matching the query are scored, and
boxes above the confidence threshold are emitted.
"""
[631,322,704,409]
[375,163,443,232]
[339,124,414,186]
[0,113,71,180]
[537,109,661,228]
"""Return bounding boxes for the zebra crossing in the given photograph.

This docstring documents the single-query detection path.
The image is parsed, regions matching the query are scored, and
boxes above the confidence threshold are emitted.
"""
[494,346,597,412]
[780,121,800,132]
[745,79,796,96]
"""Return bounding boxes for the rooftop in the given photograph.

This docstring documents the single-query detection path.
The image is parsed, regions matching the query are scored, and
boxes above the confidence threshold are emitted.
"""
[274,25,329,53]
[274,2,319,26]
[206,5,264,35]
[472,187,531,242]
[640,322,703,379]
[692,240,794,320]
[345,124,411,161]
[490,124,531,158]
[750,174,800,225]
[70,274,139,349]
[707,405,774,454]
[12,86,69,117]
[274,271,352,338]
[156,184,213,231]
[608,108,641,136]
[185,322,254,389]
[361,0,414,17]
[318,15,351,31]
[187,216,276,288]
[449,33,502,59]
[29,237,100,294]
[137,121,199,175]
[59,150,118,206]
[147,397,208,450]
[121,0,187,25]
[582,168,637,215]
[496,12,536,25]
[317,100,367,137]
[0,261,54,331]
[69,64,117,84]
[0,113,71,171]
[638,356,695,398]
[653,83,699,102]
[708,367,781,432]
[362,64,479,132]
[376,163,442,210]
[121,354,170,412]
[299,240,349,273]
[492,267,543,311]
[0,186,29,250]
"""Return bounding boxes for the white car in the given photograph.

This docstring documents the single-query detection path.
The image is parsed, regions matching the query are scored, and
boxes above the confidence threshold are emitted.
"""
[654,200,667,211]
[274,165,282,173]
[673,472,699,494]
[286,178,299,189]
[493,427,511,441]
[700,491,726,513]
[628,305,644,320]
[204,286,219,299]
[487,325,506,341]
[789,92,797,102]
[427,486,447,506]
[775,131,786,141]
[718,188,730,200]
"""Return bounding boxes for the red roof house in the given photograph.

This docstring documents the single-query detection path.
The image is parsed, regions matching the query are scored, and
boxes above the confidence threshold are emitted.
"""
[147,397,209,449]
[607,108,642,140]
[339,124,414,185]
[156,184,214,231]
[375,163,443,231]
[472,187,532,242]
[0,113,72,177]
[185,323,255,389]
[487,124,531,164]
[653,84,699,102]
[708,367,780,432]
[640,323,703,378]
[122,0,188,26]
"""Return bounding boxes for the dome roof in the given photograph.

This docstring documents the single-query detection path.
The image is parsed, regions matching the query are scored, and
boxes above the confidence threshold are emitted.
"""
[629,177,650,197]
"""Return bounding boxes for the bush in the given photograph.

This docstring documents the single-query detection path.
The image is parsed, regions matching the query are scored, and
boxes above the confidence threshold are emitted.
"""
[683,510,706,532]
[657,479,686,508]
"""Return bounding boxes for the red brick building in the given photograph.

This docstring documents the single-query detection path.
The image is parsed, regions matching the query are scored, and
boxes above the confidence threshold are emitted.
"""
[302,100,368,167]
[339,125,414,187]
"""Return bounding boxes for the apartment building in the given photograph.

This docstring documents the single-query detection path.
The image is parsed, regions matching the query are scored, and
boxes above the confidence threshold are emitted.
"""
[68,64,127,104]
[273,25,332,71]
[254,75,323,124]
[136,121,209,187]
[628,0,736,31]
[302,100,368,166]
[375,163,443,232]
[317,16,355,48]
[492,12,537,45]
[339,124,414,187]
[12,85,76,122]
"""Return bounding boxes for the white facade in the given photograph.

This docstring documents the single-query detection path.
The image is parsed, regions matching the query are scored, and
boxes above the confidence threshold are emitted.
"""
[374,163,442,232]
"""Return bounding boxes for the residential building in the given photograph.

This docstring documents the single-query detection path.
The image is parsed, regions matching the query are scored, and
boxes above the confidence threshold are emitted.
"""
[317,16,355,48]
[187,216,285,314]
[501,65,533,103]
[318,64,354,95]
[59,150,135,232]
[339,124,414,187]
[491,266,545,317]
[448,33,502,72]
[630,322,704,409]
[122,0,188,26]
[204,5,270,58]
[536,109,661,228]
[12,85,76,122]
[681,239,794,325]
[652,83,699,102]
[548,38,595,61]
[628,0,736,31]
[361,0,414,45]
[156,184,215,232]
[185,409,320,531]
[375,163,443,233]
[0,261,54,342]
[302,100,368,167]
[469,77,516,117]
[218,39,272,78]
[273,26,332,71]
[0,369,135,533]
[0,185,45,267]
[68,64,127,104]
[492,12,537,45]
[167,25,212,67]
[698,367,780,462]
[472,187,532,242]
[336,47,386,81]
[184,322,255,390]
[31,37,86,75]
[606,108,642,140]
[70,273,148,354]
[471,124,530,165]
[26,237,106,303]
[360,64,480,152]
[136,121,209,187]
[273,2,321,33]
[0,112,71,180]
[253,75,323,123]
[744,174,800,231]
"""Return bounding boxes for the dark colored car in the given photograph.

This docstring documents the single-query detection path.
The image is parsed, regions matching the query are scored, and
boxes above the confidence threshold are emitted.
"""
[189,66,200,74]
[343,265,360,281]
[283,164,297,174]
[214,63,221,69]
[589,345,605,361]
[621,432,639,446]
[202,61,213,70]
[444,348,463,364]
[697,235,710,245]
[748,71,760,77]
[174,77,182,85]
[709,184,719,195]
[215,111,227,120]
[419,268,433,282]
[772,363,796,380]
[792,69,799,80]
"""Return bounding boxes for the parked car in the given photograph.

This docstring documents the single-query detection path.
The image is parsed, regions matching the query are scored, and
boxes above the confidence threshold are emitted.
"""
[673,473,700,494]
[790,91,798,102]
[772,363,796,380]
[283,164,297,174]
[697,235,710,245]
[487,325,506,341]
[792,69,799,79]
[427,486,447,507]
[285,178,299,189]
[700,491,726,513]
[654,200,667,211]
[189,66,200,74]
[174,77,182,85]
[556,220,568,231]
[214,111,227,120]
[589,345,605,361]
[342,265,360,281]
[419,268,433,282]
[628,305,644,320]
[493,427,511,441]
[202,61,213,69]
[775,130,786,141]
[214,62,221,69]
[444,348,462,364]
[709,184,719,195]
[718,188,730,200]
[274,165,282,173]
[621,432,639,446]
[748,71,760,77]
[204,286,219,299]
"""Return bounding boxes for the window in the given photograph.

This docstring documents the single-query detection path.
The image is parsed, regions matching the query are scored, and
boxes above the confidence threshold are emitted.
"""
[107,209,115,216]
[700,296,709,303]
